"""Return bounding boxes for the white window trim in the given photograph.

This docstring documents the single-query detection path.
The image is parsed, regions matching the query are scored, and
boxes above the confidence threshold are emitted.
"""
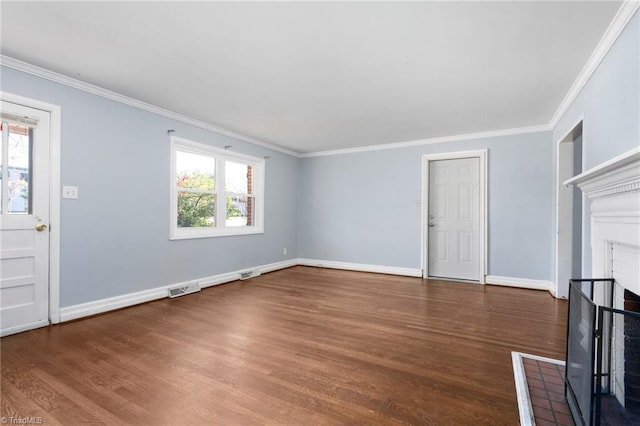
[170,136,265,239]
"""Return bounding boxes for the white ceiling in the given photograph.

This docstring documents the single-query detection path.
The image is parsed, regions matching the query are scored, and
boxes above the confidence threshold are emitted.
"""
[0,1,623,154]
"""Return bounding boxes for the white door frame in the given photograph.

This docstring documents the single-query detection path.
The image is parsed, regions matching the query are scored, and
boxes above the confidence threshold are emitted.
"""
[421,149,487,282]
[554,115,585,299]
[1,91,62,324]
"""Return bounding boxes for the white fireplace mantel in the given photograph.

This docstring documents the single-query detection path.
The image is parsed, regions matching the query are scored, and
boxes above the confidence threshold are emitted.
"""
[564,147,640,197]
[564,147,640,297]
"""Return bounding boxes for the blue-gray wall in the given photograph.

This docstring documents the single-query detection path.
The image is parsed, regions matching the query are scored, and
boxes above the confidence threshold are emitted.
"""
[0,66,299,307]
[1,10,636,306]
[554,12,639,169]
[551,11,640,280]
[299,131,554,281]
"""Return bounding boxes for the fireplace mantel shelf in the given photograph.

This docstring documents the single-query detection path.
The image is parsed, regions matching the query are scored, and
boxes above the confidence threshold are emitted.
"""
[564,147,640,199]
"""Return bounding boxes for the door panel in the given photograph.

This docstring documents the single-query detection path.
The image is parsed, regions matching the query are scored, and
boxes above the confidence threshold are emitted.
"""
[1,101,50,336]
[435,184,448,219]
[459,183,473,220]
[459,231,472,262]
[436,232,448,261]
[428,158,480,281]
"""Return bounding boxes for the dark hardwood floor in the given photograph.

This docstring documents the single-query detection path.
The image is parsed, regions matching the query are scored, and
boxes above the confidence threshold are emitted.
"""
[1,266,568,425]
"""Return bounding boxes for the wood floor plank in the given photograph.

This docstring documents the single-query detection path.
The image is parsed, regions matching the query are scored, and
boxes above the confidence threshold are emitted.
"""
[1,266,567,425]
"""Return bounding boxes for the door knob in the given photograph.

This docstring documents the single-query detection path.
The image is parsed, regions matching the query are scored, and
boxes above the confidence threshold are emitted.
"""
[35,223,47,232]
[429,223,436,227]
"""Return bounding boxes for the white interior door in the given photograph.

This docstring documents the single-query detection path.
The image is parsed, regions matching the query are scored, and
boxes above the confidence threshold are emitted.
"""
[428,157,480,281]
[1,100,51,336]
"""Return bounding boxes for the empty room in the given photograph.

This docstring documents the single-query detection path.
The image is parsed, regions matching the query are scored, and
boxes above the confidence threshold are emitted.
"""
[1,1,639,425]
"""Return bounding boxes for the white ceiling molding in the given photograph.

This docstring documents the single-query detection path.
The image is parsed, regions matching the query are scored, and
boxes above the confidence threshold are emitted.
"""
[0,55,299,158]
[299,124,551,158]
[548,1,640,129]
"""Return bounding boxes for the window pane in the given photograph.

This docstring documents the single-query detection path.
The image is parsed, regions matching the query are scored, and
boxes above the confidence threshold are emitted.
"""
[225,161,252,194]
[7,124,32,214]
[226,195,254,227]
[176,151,215,190]
[177,192,216,228]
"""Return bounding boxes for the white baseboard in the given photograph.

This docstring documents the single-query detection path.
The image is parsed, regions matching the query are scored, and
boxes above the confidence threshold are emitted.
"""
[259,259,299,274]
[486,275,551,291]
[60,287,168,322]
[59,258,298,322]
[296,258,422,277]
[58,260,551,323]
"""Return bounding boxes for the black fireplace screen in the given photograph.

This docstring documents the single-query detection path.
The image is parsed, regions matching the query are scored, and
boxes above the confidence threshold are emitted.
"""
[566,279,607,426]
[595,304,640,425]
[566,278,640,425]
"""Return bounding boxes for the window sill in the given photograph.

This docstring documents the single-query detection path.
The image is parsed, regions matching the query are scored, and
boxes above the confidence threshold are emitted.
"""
[170,226,264,240]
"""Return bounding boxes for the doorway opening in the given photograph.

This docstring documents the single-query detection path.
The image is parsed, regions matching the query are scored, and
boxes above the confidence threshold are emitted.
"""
[555,120,584,299]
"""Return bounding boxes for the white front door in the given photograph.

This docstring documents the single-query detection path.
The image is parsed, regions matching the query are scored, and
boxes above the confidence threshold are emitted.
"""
[428,157,480,281]
[1,100,51,336]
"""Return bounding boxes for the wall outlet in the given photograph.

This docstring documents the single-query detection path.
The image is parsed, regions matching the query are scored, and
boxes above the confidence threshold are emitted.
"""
[63,186,79,199]
[282,247,287,255]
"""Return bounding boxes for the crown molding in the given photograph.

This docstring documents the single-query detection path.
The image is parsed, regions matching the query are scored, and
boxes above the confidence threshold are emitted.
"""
[299,124,551,158]
[0,55,300,158]
[548,1,640,129]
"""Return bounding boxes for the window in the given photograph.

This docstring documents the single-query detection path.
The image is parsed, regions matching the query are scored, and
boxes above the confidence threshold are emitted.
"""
[170,137,264,239]
[1,121,33,215]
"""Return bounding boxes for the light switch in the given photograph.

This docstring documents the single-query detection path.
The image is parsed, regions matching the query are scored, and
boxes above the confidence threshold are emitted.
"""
[63,186,79,199]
